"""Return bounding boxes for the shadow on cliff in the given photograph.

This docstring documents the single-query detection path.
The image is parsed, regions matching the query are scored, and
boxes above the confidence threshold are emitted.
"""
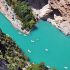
[47,9,62,20]
[26,0,48,9]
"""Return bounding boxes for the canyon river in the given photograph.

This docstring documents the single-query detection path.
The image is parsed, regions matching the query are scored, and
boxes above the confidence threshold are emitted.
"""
[0,13,70,70]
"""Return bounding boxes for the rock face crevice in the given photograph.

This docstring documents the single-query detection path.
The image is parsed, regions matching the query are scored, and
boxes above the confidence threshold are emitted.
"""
[48,0,70,35]
[49,0,70,21]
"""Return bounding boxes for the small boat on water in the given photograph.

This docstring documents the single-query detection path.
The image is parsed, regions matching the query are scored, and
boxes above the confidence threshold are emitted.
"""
[31,40,35,43]
[45,48,48,52]
[47,65,50,68]
[64,66,68,69]
[28,49,31,53]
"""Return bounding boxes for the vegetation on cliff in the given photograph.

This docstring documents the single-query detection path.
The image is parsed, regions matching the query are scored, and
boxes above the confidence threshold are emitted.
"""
[6,0,36,31]
[0,29,29,70]
[27,63,49,70]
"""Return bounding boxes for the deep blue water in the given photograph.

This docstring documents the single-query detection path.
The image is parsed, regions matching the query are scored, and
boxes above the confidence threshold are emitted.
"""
[0,13,70,70]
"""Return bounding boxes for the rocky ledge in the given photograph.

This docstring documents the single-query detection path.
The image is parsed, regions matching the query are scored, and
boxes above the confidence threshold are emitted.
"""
[29,0,70,35]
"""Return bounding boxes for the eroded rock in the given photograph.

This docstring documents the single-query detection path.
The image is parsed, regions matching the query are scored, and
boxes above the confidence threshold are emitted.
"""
[29,0,70,35]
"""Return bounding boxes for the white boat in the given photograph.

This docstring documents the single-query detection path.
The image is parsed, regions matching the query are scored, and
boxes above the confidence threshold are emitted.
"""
[47,65,50,68]
[45,48,48,52]
[28,49,31,53]
[31,40,35,43]
[64,66,68,69]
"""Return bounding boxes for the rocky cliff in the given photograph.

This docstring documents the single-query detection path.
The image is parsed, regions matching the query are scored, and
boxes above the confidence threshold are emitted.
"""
[48,0,70,35]
[28,0,70,35]
[49,0,70,21]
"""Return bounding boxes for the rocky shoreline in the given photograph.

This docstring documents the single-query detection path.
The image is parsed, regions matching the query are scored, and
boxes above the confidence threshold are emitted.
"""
[0,0,30,35]
[0,29,30,70]
[31,0,70,36]
[0,29,50,70]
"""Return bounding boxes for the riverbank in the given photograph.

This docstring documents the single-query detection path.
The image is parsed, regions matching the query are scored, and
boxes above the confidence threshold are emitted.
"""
[0,29,31,70]
[0,28,50,70]
[1,11,70,70]
[0,0,30,35]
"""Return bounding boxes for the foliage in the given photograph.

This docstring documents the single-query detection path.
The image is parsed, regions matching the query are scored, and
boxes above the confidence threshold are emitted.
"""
[27,63,49,70]
[0,29,29,70]
[6,0,36,31]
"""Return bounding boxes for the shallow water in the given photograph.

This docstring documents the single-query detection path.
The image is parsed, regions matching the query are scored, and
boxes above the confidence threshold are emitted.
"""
[0,13,70,70]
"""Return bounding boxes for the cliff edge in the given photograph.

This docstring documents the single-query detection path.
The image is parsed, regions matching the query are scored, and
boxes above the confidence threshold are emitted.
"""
[28,0,70,35]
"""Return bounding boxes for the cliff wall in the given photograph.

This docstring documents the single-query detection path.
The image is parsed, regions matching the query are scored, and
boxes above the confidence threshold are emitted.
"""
[27,0,70,35]
[49,0,70,21]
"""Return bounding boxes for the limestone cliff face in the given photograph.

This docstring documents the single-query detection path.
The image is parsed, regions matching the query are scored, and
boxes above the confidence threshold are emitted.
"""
[49,0,70,21]
[28,0,70,35]
[28,0,70,20]
[48,0,70,35]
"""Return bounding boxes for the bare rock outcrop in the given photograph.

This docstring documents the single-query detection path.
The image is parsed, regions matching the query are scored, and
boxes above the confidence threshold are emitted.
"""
[5,0,70,35]
[48,0,70,35]
[49,0,70,21]
[27,0,70,35]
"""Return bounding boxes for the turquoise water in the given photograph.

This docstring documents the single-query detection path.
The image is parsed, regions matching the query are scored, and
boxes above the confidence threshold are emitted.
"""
[0,12,70,70]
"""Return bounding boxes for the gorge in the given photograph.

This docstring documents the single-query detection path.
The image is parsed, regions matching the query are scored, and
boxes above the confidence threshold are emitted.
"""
[0,0,70,70]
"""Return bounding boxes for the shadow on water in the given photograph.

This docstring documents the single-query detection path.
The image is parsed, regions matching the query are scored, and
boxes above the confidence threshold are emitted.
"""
[31,26,38,32]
